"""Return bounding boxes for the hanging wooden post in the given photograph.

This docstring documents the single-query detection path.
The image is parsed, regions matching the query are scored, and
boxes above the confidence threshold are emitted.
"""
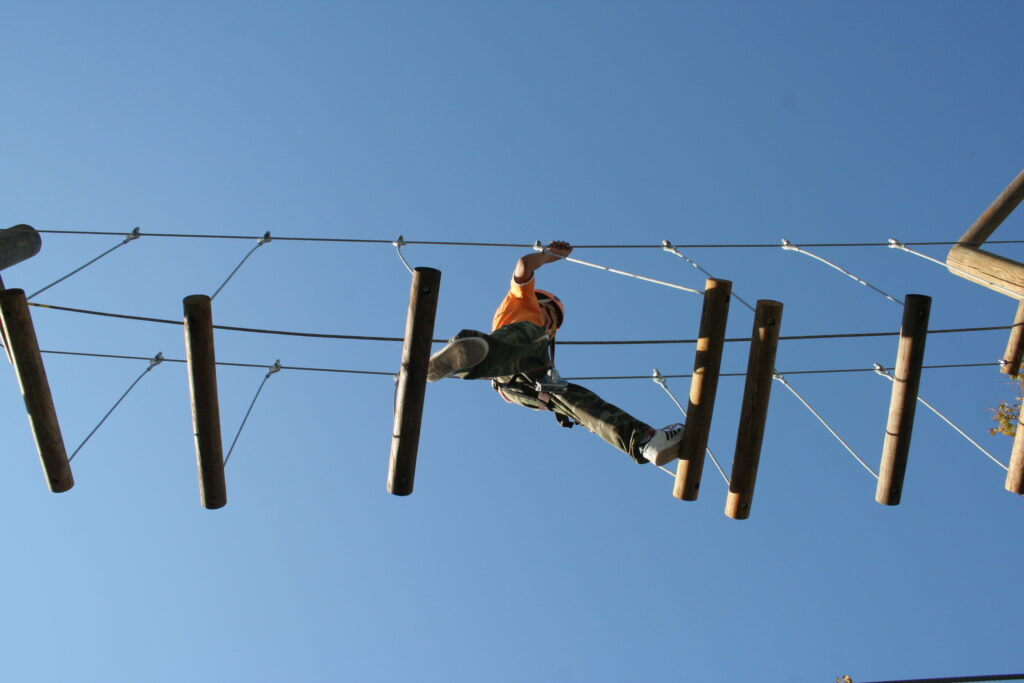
[674,277,731,501]
[875,294,931,506]
[0,288,74,492]
[1006,408,1024,494]
[183,294,227,509]
[725,300,783,520]
[388,267,442,496]
[1001,301,1024,376]
[0,224,42,272]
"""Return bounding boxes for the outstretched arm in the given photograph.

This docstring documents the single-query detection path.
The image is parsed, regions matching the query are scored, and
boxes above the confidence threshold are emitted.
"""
[513,240,573,284]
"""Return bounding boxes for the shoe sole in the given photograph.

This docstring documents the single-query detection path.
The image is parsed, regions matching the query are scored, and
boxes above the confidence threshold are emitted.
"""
[427,338,488,382]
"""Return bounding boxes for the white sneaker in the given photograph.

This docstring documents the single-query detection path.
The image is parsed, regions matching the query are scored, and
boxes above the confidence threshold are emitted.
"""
[641,423,685,466]
[426,337,489,382]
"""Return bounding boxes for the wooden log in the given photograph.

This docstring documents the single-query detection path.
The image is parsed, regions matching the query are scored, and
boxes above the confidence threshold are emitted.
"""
[1006,404,1024,494]
[876,294,931,506]
[674,277,731,501]
[388,267,442,496]
[0,225,42,272]
[0,288,73,492]
[946,244,1024,299]
[725,300,783,520]
[1002,300,1024,376]
[956,169,1024,247]
[183,294,227,509]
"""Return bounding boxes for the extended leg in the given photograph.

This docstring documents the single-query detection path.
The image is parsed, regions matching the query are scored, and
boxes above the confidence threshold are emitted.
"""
[547,383,653,463]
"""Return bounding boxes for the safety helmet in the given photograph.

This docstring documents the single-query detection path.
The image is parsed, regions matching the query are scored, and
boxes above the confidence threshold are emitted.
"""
[535,289,565,330]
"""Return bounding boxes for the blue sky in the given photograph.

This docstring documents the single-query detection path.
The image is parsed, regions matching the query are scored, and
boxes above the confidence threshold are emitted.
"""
[2,2,1023,681]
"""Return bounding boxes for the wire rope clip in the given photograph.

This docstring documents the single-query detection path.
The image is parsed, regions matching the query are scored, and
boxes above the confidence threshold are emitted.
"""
[780,238,796,251]
[124,227,142,243]
[257,231,272,246]
[267,359,282,377]
[532,240,546,254]
[872,362,890,377]
[148,351,164,369]
[651,367,668,387]
[887,238,904,250]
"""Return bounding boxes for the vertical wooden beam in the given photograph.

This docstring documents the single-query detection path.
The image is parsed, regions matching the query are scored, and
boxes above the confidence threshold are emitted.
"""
[0,288,74,492]
[725,300,783,520]
[0,224,42,271]
[956,169,1024,247]
[1006,407,1024,494]
[674,277,731,501]
[388,267,442,496]
[875,294,931,506]
[183,294,227,509]
[1001,300,1024,376]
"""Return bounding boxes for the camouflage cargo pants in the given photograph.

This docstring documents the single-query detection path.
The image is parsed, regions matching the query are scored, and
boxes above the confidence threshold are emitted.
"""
[450,321,652,463]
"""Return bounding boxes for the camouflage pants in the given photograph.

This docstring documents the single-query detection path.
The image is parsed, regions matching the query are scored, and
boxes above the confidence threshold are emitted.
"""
[451,321,652,463]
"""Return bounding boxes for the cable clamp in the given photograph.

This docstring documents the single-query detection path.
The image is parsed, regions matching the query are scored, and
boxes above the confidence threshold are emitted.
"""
[392,235,414,274]
[258,231,272,246]
[772,371,787,384]
[872,362,890,377]
[532,240,546,253]
[266,359,282,377]
[651,367,667,387]
[887,238,904,250]
[124,227,142,243]
[661,240,677,253]
[780,238,797,251]
[148,351,164,369]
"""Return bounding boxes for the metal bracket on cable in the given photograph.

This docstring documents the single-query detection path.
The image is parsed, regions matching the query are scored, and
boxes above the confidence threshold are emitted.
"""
[148,351,164,369]
[258,230,272,246]
[393,234,414,274]
[266,358,281,378]
[125,226,142,243]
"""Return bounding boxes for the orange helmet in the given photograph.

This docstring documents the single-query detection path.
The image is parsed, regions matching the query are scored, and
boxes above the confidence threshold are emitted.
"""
[535,289,565,330]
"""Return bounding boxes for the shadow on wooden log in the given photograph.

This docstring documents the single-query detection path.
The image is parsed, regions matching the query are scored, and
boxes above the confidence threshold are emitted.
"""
[875,294,931,506]
[183,294,227,509]
[0,288,73,492]
[675,277,731,501]
[725,300,783,520]
[388,267,441,496]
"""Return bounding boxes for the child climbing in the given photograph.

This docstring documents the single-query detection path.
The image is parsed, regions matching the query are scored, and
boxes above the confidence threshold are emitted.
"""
[427,240,684,466]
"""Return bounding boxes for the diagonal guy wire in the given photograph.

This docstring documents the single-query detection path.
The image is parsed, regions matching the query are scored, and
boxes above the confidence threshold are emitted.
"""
[773,372,879,479]
[663,240,756,312]
[28,227,141,300]
[210,231,271,301]
[224,359,281,466]
[533,242,703,295]
[873,363,1008,472]
[781,239,902,305]
[652,368,730,485]
[69,351,163,462]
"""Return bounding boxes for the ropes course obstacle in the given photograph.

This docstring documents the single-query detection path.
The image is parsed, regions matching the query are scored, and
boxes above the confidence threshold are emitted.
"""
[2,169,1023,514]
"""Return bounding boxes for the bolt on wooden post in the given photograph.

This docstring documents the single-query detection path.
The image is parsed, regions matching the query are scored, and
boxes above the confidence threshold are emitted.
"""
[875,294,931,506]
[0,288,74,492]
[725,300,783,520]
[388,267,441,496]
[183,294,227,509]
[674,277,731,501]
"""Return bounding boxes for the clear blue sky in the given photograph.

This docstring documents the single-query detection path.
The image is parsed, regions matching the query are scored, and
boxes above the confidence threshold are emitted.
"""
[2,2,1023,682]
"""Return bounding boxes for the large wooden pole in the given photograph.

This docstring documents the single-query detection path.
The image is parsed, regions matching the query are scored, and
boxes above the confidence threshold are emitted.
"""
[876,294,931,506]
[0,225,42,272]
[1002,301,1024,376]
[0,288,74,492]
[956,169,1024,247]
[725,300,783,520]
[388,267,441,496]
[183,294,227,509]
[674,277,731,501]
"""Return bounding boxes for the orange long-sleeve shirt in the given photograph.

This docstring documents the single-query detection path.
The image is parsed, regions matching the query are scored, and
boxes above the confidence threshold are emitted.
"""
[491,276,545,331]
